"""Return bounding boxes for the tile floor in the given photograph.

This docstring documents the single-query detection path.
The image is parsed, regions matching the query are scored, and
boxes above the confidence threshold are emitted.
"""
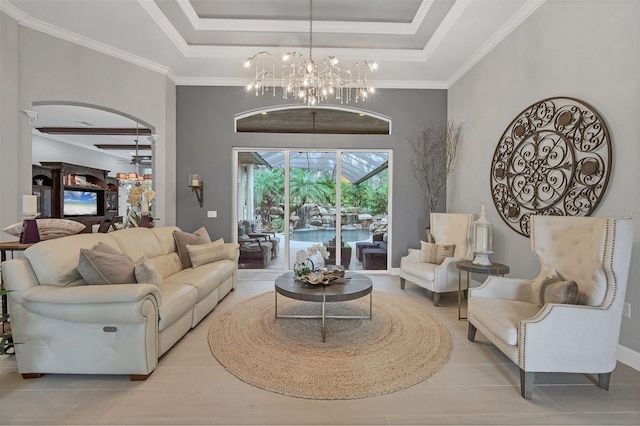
[1,273,639,425]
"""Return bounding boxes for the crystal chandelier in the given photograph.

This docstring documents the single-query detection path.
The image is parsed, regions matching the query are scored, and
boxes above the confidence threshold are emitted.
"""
[244,0,377,106]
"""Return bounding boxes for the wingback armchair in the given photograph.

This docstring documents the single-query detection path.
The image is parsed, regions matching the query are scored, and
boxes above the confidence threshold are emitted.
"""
[467,216,633,399]
[400,213,473,305]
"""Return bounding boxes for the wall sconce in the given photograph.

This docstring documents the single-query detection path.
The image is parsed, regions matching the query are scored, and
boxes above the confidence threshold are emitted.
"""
[189,173,204,208]
[472,204,493,266]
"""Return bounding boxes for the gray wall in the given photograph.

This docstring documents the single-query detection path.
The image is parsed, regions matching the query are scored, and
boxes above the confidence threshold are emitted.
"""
[176,87,448,266]
[0,15,177,238]
[448,0,640,354]
[0,13,20,240]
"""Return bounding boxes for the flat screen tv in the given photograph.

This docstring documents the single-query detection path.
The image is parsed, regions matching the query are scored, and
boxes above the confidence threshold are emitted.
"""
[64,190,98,216]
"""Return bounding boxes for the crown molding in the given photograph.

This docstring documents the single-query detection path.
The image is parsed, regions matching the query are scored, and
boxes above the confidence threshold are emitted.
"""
[3,0,545,90]
[137,0,189,56]
[185,45,426,63]
[178,0,433,35]
[0,0,27,21]
[446,0,546,87]
[176,76,448,90]
[421,0,471,62]
[4,0,178,83]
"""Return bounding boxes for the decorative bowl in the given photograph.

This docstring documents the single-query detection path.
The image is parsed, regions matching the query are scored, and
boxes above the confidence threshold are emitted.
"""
[296,269,345,285]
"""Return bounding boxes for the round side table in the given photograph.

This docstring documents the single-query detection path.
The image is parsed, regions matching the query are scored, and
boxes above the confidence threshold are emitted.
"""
[456,260,510,320]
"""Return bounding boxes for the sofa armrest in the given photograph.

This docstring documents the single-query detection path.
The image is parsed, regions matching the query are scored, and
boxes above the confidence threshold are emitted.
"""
[401,248,422,263]
[23,283,160,305]
[16,284,160,324]
[469,275,533,302]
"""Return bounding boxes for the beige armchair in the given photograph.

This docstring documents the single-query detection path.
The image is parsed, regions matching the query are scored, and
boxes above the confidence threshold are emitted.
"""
[467,216,634,399]
[400,213,473,305]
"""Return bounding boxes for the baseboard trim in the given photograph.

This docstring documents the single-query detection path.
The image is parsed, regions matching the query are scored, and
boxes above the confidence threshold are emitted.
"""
[618,344,640,371]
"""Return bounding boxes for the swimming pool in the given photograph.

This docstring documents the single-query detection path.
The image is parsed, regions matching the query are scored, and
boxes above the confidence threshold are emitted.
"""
[290,228,373,243]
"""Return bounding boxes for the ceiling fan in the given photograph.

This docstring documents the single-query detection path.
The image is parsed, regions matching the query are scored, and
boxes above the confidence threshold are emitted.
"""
[116,123,152,181]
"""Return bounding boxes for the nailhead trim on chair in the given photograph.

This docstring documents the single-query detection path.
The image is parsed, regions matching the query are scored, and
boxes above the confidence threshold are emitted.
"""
[599,219,616,309]
[518,218,618,371]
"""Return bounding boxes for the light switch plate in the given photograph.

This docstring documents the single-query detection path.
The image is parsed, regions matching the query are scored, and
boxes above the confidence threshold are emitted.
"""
[622,302,631,318]
[207,210,217,218]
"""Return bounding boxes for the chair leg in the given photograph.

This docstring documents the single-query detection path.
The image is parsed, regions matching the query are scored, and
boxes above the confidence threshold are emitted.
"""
[520,369,534,399]
[598,372,611,390]
[400,277,406,290]
[22,373,43,379]
[433,293,440,306]
[130,373,152,381]
[467,323,477,341]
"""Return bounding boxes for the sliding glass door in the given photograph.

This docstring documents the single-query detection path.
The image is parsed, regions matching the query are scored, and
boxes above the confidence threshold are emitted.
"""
[234,149,391,272]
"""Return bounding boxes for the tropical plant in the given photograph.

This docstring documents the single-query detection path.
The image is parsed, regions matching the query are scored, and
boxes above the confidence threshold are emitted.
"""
[408,120,463,213]
[341,182,366,208]
[288,169,333,212]
[365,182,388,215]
[269,217,284,232]
[253,168,284,226]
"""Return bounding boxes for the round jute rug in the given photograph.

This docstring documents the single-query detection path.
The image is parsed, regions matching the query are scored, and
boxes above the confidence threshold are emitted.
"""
[208,291,452,400]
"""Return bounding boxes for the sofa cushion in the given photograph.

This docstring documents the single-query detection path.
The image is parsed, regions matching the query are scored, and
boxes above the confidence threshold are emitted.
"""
[147,253,183,279]
[541,280,579,305]
[134,258,164,286]
[25,233,117,287]
[531,269,562,306]
[77,242,137,285]
[163,266,223,303]
[173,227,211,269]
[420,241,455,264]
[469,298,541,346]
[186,238,225,268]
[156,282,198,331]
[109,227,166,263]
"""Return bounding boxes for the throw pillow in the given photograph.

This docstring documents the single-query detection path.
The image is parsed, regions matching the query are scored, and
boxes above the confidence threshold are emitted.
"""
[186,239,226,268]
[134,258,164,286]
[173,227,212,269]
[531,269,562,306]
[541,279,579,305]
[420,241,455,264]
[3,218,85,240]
[77,242,136,285]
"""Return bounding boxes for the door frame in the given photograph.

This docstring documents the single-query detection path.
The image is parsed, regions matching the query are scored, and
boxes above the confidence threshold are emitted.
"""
[232,148,392,273]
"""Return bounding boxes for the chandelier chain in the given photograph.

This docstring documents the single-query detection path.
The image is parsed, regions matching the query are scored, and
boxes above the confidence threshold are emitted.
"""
[309,0,313,61]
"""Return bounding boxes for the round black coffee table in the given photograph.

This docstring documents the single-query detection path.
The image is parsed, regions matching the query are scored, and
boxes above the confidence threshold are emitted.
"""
[274,271,373,342]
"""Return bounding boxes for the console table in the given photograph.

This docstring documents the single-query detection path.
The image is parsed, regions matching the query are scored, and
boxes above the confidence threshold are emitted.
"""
[0,241,35,354]
[456,260,509,321]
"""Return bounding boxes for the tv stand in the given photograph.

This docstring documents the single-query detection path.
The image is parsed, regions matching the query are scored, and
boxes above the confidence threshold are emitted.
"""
[37,162,118,232]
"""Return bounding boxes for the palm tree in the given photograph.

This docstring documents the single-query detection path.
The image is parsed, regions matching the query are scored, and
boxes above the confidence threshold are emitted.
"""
[253,168,284,227]
[289,168,332,213]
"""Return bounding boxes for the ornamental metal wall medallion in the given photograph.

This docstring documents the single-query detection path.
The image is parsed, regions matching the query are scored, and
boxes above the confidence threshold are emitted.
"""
[490,97,612,237]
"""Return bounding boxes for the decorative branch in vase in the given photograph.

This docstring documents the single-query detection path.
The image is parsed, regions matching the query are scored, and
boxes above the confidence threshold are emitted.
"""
[408,120,463,214]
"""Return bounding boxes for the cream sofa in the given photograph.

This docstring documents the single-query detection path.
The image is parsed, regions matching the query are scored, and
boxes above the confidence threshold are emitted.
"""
[2,226,238,380]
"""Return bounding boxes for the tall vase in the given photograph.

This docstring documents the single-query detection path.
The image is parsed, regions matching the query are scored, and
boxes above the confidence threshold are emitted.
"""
[139,213,153,228]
